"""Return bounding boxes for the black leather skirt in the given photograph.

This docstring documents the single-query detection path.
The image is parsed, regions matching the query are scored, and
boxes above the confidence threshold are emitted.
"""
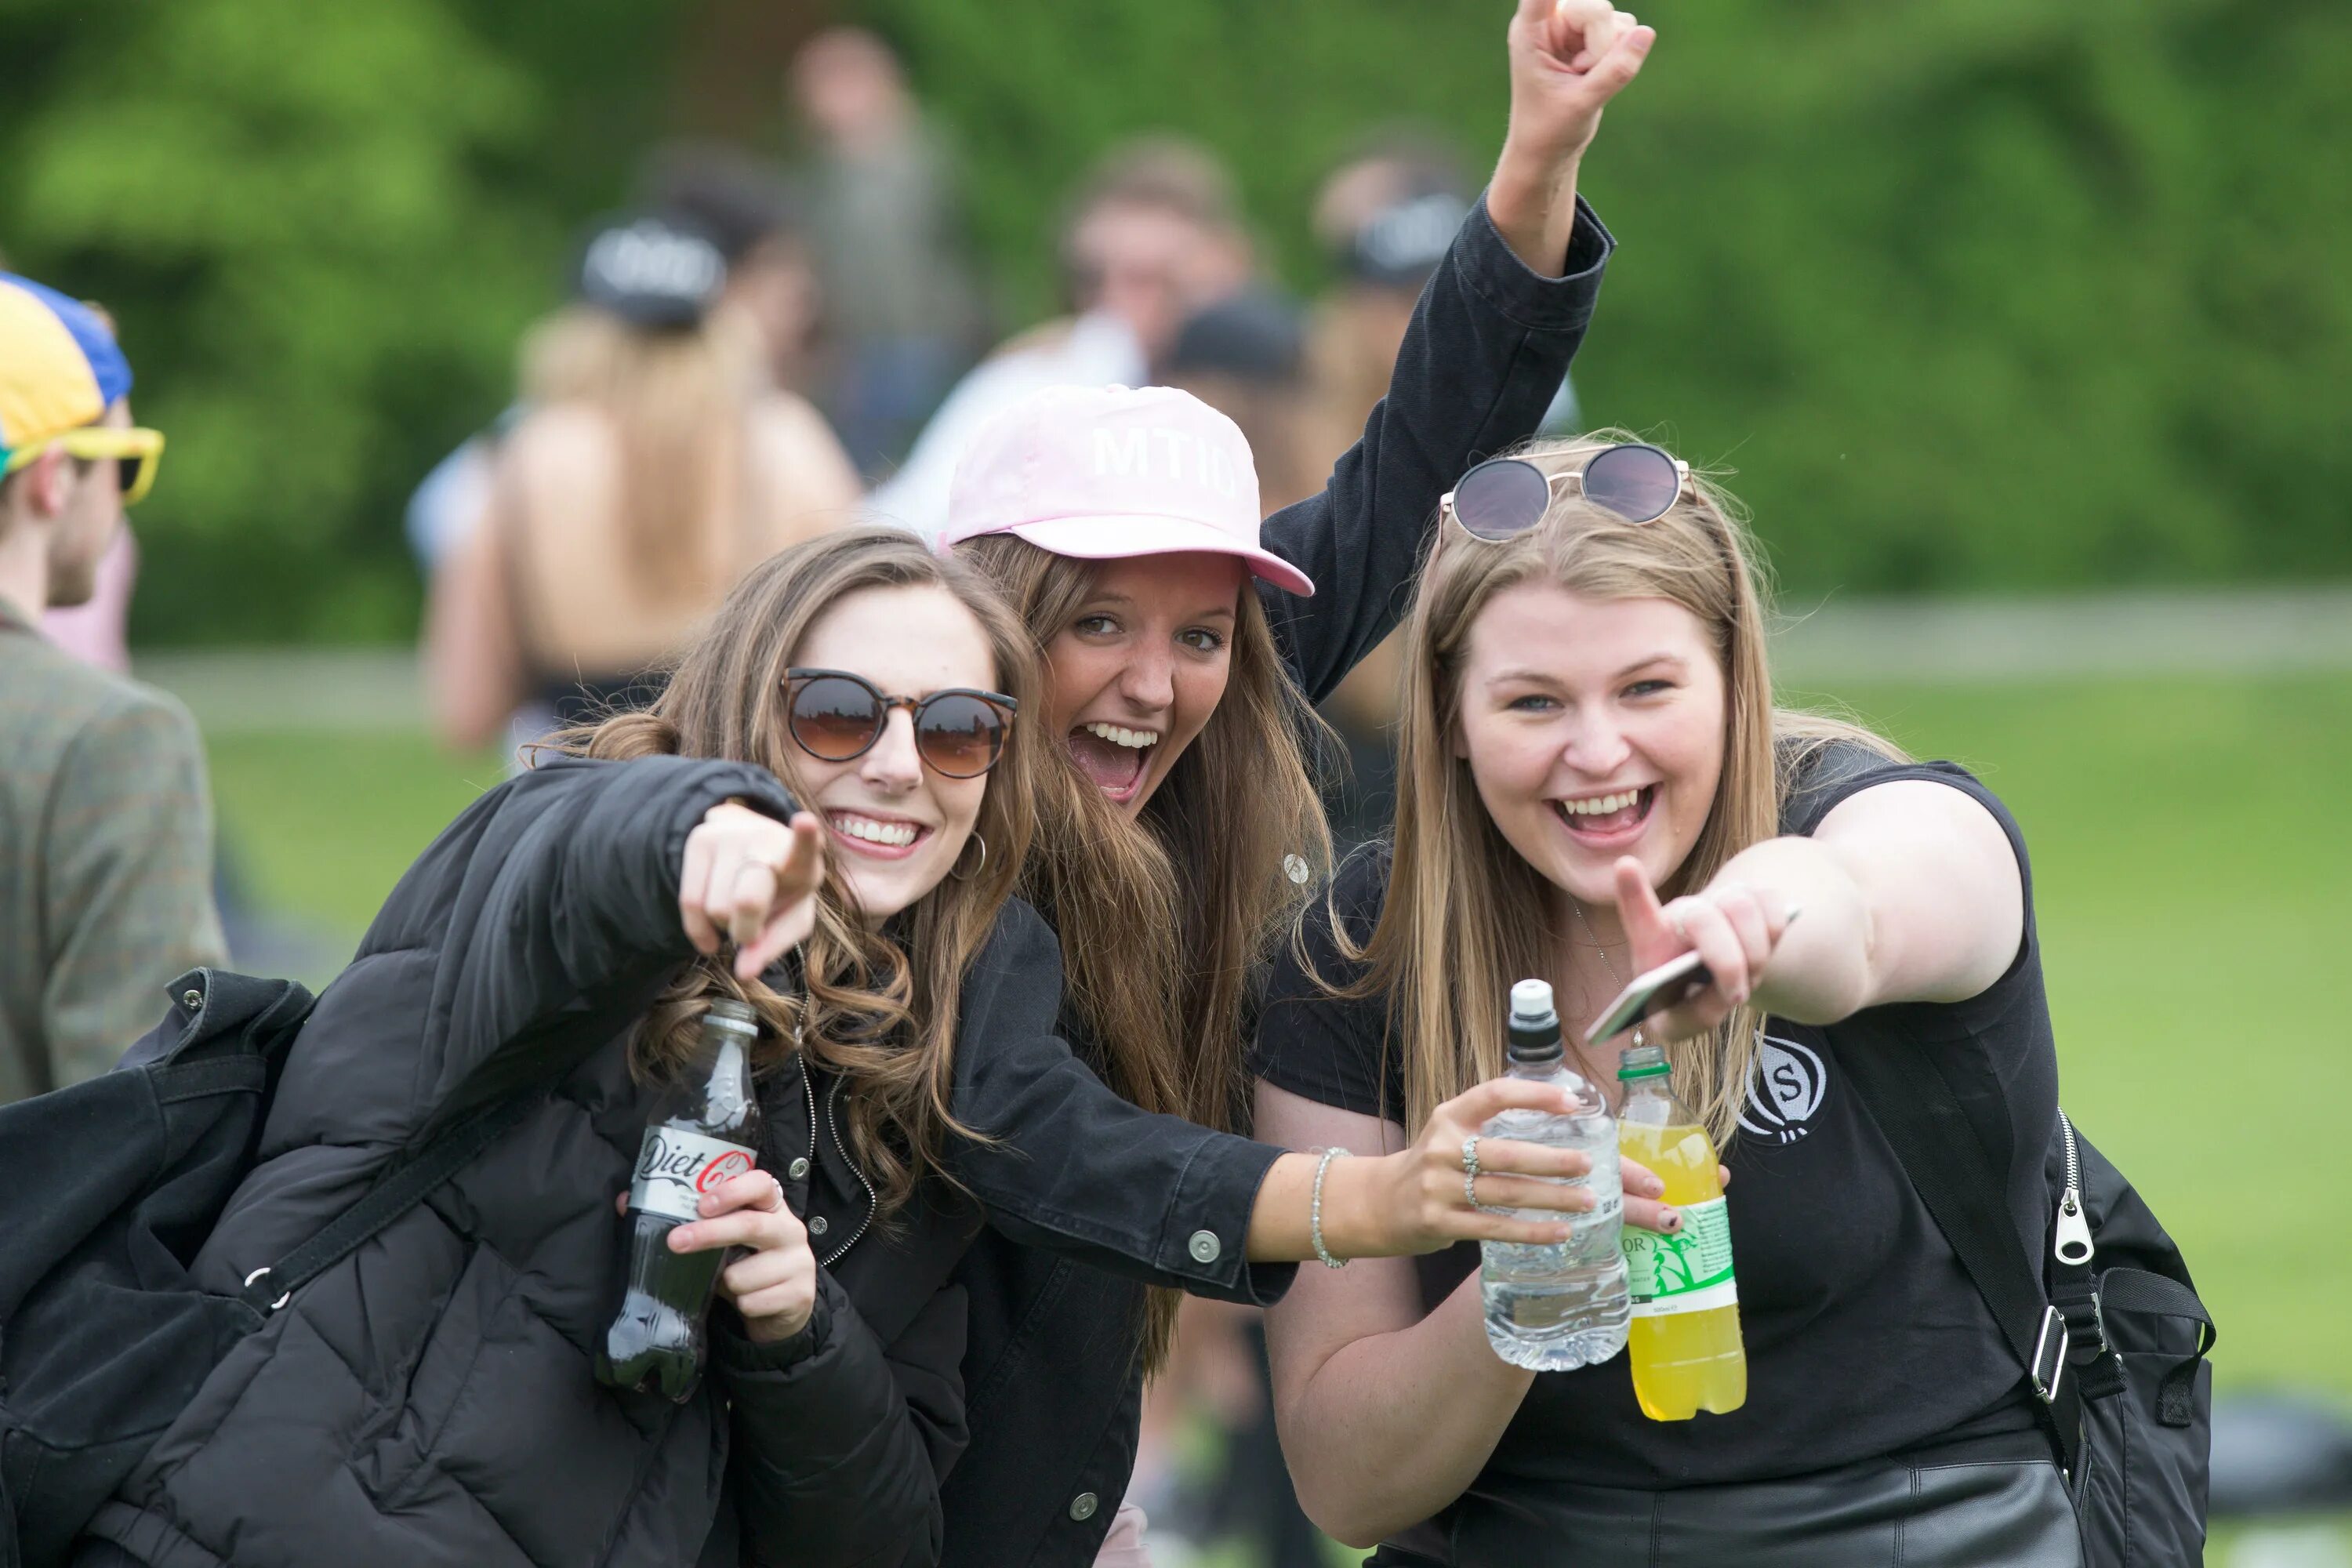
[1376,1435,2082,1568]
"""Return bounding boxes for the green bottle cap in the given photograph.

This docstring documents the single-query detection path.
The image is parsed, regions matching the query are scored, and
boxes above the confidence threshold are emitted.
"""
[1617,1041,1671,1080]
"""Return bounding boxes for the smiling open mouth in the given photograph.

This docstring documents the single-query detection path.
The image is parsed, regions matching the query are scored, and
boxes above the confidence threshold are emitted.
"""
[1552,785,1657,840]
[1066,722,1160,801]
[825,810,932,859]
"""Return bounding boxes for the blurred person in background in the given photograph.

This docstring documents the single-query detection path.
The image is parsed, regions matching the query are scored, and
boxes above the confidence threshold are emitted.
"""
[0,273,226,1103]
[640,139,829,397]
[791,25,985,476]
[1157,289,1321,512]
[38,296,140,675]
[866,136,1255,539]
[423,210,862,757]
[405,147,837,577]
[1303,132,1585,848]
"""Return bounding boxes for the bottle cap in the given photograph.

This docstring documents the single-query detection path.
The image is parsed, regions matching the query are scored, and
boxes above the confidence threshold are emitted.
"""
[1617,1041,1671,1080]
[1505,978,1563,1064]
[703,1000,760,1036]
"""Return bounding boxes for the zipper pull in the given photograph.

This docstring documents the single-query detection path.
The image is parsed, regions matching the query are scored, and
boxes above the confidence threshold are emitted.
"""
[2054,1188,2095,1267]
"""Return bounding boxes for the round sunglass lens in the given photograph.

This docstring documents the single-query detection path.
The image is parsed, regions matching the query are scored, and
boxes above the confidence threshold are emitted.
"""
[1581,444,1682,524]
[1450,458,1554,540]
[790,676,883,760]
[916,695,1006,778]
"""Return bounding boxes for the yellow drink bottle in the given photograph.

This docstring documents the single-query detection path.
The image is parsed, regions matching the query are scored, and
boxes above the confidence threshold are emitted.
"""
[1617,1041,1746,1419]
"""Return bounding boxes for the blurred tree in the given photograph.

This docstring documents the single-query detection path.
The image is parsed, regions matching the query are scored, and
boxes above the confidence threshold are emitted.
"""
[0,0,684,643]
[3,0,2345,641]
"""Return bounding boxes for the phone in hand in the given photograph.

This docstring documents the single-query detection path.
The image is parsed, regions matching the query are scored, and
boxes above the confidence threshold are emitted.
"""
[1584,950,1711,1045]
[1583,906,1803,1044]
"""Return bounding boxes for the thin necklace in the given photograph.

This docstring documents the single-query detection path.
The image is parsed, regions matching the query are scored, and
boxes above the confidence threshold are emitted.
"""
[1570,900,1643,1056]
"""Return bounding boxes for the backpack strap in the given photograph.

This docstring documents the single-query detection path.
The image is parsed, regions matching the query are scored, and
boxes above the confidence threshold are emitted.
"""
[238,1092,541,1313]
[2096,1267,2216,1427]
[1836,1028,2085,1480]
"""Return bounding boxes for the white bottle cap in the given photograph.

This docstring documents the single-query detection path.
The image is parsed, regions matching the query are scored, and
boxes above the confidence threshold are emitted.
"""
[1509,978,1555,1021]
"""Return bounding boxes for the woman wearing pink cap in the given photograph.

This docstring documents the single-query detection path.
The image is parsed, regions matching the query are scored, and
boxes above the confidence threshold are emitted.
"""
[917,5,1659,1562]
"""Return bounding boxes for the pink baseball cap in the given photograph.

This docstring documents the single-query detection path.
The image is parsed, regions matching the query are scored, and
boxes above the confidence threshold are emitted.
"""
[941,383,1315,596]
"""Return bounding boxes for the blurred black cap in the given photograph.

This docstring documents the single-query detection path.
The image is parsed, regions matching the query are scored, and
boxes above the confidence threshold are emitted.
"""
[574,211,728,329]
[1162,289,1305,386]
[1348,188,1471,289]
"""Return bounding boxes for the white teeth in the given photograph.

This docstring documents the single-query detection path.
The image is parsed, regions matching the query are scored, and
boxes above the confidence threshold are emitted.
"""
[1082,721,1160,750]
[830,814,918,848]
[1557,789,1646,818]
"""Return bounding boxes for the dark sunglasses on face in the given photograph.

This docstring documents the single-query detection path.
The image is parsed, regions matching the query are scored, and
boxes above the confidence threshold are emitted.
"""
[783,669,1018,780]
[1440,441,1693,540]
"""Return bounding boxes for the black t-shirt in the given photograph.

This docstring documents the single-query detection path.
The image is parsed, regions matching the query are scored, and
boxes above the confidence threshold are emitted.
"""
[1253,750,2060,1497]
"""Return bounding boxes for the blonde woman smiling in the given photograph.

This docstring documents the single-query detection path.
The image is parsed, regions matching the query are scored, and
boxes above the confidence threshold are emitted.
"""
[1255,434,2081,1566]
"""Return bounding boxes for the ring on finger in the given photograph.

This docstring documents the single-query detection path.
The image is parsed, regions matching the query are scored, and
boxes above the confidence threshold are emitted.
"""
[1461,1135,1481,1208]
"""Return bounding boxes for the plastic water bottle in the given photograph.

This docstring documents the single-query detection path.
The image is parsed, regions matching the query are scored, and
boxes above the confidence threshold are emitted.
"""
[1479,978,1629,1371]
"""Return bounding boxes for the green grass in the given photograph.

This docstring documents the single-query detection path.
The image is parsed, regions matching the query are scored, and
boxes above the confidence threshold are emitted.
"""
[1802,675,2352,1403]
[205,672,2352,1408]
[208,732,506,941]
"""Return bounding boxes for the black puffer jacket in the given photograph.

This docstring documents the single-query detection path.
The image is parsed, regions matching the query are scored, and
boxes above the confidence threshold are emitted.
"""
[84,756,951,1568]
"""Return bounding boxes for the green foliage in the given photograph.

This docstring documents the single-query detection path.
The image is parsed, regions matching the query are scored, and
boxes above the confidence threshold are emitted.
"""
[0,0,682,643]
[874,0,2351,597]
[4,0,2347,640]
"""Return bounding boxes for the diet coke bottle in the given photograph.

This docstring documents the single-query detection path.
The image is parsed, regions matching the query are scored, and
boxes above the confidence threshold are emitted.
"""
[596,999,764,1401]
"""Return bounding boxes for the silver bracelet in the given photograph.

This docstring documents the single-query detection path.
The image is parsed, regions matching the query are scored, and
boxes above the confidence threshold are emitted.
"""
[1311,1147,1351,1269]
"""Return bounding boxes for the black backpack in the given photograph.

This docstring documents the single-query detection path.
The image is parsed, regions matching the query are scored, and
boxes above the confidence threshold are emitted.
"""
[0,970,533,1568]
[1843,1040,2216,1567]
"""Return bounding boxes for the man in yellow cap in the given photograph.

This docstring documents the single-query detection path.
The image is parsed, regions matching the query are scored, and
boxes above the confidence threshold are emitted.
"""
[0,271,226,1102]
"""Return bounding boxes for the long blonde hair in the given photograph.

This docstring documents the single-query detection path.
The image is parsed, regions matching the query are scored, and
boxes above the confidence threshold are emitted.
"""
[1340,432,1900,1147]
[958,535,1334,1368]
[555,528,1041,1218]
[517,303,761,606]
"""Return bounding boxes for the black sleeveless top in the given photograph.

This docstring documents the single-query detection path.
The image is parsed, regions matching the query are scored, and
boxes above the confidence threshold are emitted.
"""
[1253,748,2059,1501]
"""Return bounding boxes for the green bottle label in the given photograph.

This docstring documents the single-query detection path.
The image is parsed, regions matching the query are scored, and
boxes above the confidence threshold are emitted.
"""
[1621,1196,1737,1316]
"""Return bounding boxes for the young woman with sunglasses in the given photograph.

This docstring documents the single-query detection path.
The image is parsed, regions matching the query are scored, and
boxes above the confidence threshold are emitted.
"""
[1252,434,2084,1565]
[78,532,1026,1568]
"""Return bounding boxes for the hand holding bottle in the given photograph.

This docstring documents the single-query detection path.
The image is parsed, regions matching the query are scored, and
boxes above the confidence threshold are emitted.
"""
[665,1171,818,1345]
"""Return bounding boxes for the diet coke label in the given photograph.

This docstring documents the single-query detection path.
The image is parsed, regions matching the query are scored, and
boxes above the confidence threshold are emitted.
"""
[629,1125,758,1222]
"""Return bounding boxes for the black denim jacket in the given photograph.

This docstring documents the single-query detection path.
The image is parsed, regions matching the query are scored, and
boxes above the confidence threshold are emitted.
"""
[915,192,1618,1568]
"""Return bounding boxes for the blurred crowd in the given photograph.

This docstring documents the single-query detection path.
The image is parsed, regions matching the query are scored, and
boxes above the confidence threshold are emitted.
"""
[402,26,1577,843]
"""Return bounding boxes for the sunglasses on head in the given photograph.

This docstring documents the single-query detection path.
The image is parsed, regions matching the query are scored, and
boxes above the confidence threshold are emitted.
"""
[784,669,1018,780]
[1440,442,1692,540]
[1,426,167,506]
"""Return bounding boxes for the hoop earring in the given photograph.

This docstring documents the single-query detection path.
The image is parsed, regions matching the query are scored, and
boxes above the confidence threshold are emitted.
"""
[949,831,989,882]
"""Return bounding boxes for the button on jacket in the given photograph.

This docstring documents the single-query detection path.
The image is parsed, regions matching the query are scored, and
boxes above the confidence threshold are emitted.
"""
[931,192,1616,1568]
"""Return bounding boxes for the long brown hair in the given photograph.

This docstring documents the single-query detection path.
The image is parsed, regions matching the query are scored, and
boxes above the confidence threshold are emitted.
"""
[554,528,1041,1218]
[958,535,1334,1368]
[1338,432,1901,1148]
[517,303,761,605]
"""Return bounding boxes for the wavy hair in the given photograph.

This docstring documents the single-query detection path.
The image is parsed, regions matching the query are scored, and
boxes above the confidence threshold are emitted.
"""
[957,534,1334,1368]
[1330,432,1901,1148]
[552,528,1040,1218]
